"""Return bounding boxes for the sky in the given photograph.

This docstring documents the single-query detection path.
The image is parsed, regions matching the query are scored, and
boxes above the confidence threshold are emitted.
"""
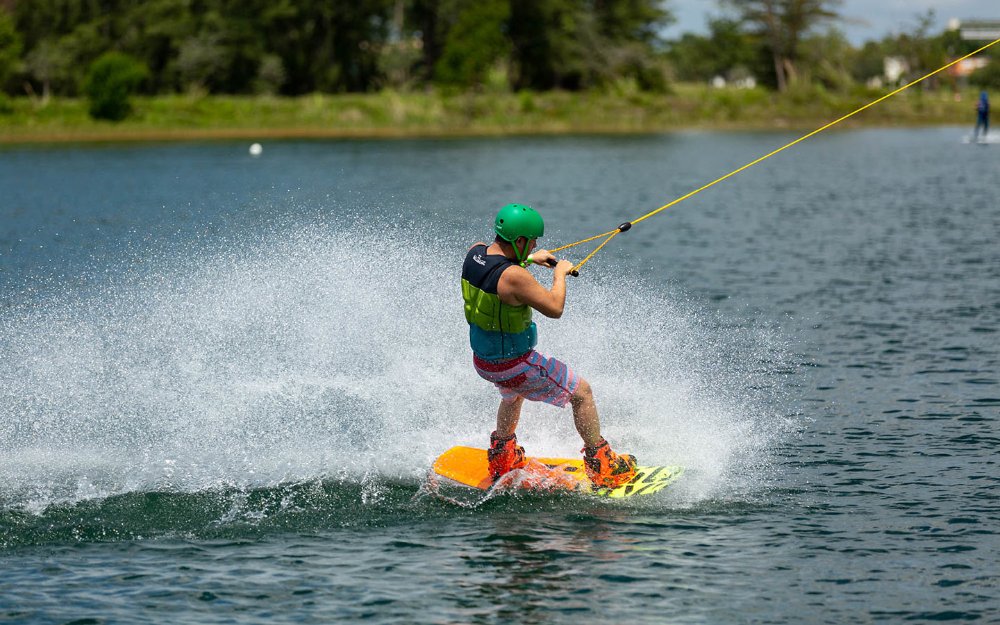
[663,0,1000,44]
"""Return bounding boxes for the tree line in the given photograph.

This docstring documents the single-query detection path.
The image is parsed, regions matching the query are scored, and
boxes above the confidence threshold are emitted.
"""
[0,0,671,98]
[671,4,999,93]
[0,0,997,105]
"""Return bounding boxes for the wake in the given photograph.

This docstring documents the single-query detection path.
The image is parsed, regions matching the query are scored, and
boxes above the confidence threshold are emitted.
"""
[0,223,794,513]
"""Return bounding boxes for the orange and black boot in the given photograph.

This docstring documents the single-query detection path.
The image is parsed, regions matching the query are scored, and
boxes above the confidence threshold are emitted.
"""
[487,431,528,480]
[582,438,637,489]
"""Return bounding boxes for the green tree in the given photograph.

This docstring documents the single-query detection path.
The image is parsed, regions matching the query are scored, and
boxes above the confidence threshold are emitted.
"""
[724,0,842,91]
[24,38,73,99]
[434,0,509,87]
[0,8,22,91]
[404,0,444,82]
[120,0,203,93]
[16,0,133,97]
[799,28,854,91]
[256,0,393,94]
[851,39,887,84]
[13,0,395,96]
[508,0,671,91]
[5,0,682,96]
[84,51,148,120]
[667,17,759,83]
[176,31,229,92]
[255,54,286,94]
[970,64,1000,90]
[895,11,949,87]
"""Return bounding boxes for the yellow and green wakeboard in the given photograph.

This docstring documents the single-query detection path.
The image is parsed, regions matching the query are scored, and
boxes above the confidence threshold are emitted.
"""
[432,446,683,499]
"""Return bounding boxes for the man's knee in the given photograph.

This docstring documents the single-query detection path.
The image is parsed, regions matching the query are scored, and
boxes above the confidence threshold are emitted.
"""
[572,378,593,403]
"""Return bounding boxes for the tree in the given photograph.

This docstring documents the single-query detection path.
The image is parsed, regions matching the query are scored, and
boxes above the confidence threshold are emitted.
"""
[84,51,148,120]
[667,17,759,83]
[851,39,887,85]
[5,0,681,96]
[24,38,72,100]
[508,0,671,91]
[434,0,509,87]
[0,7,21,91]
[255,0,393,94]
[724,0,842,91]
[894,10,948,87]
[970,63,1000,90]
[799,28,854,91]
[175,31,230,92]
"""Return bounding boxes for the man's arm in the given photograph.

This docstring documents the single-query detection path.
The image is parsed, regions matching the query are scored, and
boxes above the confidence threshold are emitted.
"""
[497,262,572,318]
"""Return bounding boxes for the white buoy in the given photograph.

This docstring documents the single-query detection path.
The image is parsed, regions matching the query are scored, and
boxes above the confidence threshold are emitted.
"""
[249,143,263,156]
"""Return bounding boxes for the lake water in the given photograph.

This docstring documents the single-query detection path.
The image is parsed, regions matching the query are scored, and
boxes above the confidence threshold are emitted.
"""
[1,128,997,624]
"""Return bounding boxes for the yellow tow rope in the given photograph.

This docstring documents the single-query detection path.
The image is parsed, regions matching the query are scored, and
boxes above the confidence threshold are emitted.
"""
[553,37,1000,275]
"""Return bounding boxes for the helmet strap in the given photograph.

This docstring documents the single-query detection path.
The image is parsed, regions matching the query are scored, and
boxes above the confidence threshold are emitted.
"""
[513,237,529,265]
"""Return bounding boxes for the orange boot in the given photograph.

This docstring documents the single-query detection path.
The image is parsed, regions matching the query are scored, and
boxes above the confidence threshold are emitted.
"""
[487,431,528,480]
[582,438,637,489]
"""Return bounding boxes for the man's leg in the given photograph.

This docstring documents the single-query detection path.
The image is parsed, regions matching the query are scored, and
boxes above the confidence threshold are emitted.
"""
[570,379,603,447]
[495,395,524,438]
[489,395,527,479]
[571,377,637,488]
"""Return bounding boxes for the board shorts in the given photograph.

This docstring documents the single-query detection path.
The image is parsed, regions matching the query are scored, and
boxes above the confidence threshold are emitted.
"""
[473,350,579,408]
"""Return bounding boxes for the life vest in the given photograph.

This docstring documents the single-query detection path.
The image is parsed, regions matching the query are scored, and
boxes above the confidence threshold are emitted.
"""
[461,244,537,361]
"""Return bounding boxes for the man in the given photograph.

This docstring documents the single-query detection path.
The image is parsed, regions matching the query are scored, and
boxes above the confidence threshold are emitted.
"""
[461,203,637,489]
[974,91,989,142]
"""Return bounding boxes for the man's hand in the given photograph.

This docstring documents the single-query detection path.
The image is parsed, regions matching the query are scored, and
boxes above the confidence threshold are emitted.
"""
[527,250,575,277]
[528,249,557,267]
[554,259,574,277]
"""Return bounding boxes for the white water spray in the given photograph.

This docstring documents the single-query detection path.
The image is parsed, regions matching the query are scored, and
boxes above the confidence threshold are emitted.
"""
[0,223,791,511]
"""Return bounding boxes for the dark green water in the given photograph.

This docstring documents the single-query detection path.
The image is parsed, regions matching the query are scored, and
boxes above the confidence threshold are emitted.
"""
[1,129,997,624]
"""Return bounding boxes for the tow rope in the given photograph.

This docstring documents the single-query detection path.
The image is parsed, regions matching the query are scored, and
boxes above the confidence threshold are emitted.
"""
[551,37,1000,275]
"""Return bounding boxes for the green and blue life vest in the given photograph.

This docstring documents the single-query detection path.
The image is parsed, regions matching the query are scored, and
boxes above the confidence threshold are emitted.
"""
[461,244,537,361]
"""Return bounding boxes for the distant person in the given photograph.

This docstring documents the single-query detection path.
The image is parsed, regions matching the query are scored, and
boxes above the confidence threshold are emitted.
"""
[461,203,637,489]
[973,91,989,142]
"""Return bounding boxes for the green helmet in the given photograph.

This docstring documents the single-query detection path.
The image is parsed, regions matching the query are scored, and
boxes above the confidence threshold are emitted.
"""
[494,203,544,244]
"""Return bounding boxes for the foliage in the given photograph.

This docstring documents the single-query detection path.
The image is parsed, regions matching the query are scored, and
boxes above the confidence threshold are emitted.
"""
[889,10,950,85]
[6,0,672,96]
[434,0,510,87]
[508,0,671,91]
[0,9,21,91]
[0,87,986,145]
[84,51,148,120]
[666,18,761,83]
[799,28,854,91]
[970,64,1000,90]
[723,0,842,91]
[851,40,888,83]
[10,0,395,96]
[24,38,75,98]
[1,0,995,100]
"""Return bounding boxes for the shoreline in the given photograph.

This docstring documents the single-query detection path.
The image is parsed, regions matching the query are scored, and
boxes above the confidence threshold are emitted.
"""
[0,87,982,145]
[0,119,973,145]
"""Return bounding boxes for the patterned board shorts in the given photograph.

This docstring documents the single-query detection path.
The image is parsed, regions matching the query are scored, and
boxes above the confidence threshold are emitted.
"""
[473,350,579,408]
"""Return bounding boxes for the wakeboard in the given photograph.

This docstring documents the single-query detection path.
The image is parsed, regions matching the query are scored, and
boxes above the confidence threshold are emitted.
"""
[432,445,683,499]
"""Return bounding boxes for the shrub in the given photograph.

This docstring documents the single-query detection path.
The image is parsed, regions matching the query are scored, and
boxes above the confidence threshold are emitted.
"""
[84,52,148,121]
[970,63,1000,90]
[0,10,22,90]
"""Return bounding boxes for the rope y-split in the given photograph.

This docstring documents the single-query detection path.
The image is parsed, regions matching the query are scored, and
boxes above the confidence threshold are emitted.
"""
[552,37,1000,275]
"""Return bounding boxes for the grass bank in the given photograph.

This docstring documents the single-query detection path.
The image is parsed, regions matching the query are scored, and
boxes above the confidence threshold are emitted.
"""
[0,84,983,144]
